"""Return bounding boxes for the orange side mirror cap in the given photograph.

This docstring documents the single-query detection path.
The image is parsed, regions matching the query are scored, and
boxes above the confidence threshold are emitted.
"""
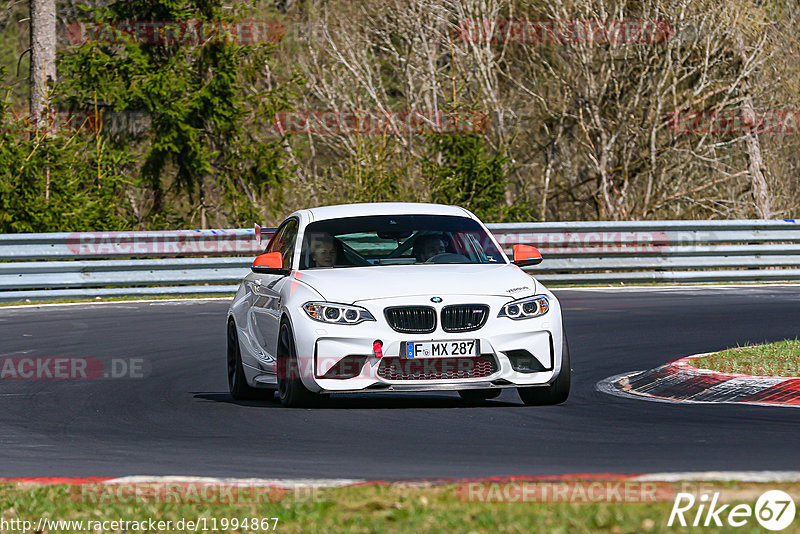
[252,252,286,273]
[512,244,543,267]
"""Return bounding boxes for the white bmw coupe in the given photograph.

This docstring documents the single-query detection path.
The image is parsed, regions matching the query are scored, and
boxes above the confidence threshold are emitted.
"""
[227,203,569,407]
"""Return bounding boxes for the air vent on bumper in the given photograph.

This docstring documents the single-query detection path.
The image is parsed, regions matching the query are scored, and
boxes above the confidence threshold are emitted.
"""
[377,356,498,380]
[503,349,549,373]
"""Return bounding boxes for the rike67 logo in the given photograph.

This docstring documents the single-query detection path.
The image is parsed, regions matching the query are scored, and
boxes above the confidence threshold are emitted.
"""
[668,490,796,531]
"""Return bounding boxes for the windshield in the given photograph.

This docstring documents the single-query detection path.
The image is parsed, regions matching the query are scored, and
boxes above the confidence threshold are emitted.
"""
[299,215,506,269]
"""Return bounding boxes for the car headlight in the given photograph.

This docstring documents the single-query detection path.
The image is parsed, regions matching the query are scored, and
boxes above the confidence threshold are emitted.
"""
[302,302,376,325]
[498,295,549,320]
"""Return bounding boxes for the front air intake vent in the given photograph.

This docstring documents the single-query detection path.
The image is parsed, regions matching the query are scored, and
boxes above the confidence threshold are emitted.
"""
[377,356,498,380]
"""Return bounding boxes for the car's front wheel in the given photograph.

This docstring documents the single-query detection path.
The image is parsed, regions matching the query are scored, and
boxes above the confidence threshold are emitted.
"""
[277,321,320,408]
[227,320,267,400]
[517,332,571,406]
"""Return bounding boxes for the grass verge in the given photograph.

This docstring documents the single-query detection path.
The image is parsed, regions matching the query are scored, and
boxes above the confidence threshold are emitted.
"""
[2,481,800,533]
[690,339,800,377]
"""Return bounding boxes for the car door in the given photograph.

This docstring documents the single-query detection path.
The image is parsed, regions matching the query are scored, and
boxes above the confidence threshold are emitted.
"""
[248,218,298,371]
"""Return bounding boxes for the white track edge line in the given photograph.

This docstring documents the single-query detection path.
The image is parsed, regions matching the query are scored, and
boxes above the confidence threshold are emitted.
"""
[102,476,365,488]
[2,283,800,310]
[0,297,232,310]
[101,472,800,486]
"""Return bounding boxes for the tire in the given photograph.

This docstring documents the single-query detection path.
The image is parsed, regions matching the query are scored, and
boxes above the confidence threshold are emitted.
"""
[277,322,319,408]
[227,320,267,400]
[458,389,502,403]
[517,331,571,406]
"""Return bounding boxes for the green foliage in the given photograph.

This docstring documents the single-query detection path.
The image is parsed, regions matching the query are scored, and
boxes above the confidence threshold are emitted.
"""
[424,133,534,223]
[0,70,135,233]
[6,0,799,230]
[55,0,297,226]
[0,2,29,109]
[339,164,401,204]
[691,339,800,377]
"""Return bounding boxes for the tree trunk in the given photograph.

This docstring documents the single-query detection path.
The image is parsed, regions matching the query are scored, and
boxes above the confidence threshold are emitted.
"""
[30,0,57,127]
[742,114,772,219]
[735,33,772,219]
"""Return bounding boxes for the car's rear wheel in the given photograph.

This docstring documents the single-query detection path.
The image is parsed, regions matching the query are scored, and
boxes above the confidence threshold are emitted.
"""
[227,320,267,400]
[517,332,571,406]
[277,322,320,408]
[458,389,502,403]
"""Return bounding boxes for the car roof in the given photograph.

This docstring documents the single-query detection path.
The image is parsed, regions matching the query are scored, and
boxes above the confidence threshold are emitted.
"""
[300,203,474,222]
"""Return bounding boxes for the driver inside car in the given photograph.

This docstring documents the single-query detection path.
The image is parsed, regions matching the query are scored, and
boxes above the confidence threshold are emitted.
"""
[413,234,449,263]
[307,233,342,267]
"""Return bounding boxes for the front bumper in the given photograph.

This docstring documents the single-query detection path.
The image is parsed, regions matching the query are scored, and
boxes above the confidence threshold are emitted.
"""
[287,295,565,393]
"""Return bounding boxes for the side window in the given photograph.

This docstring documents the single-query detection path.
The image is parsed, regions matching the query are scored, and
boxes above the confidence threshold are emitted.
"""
[264,219,298,269]
[278,219,298,269]
[265,227,285,254]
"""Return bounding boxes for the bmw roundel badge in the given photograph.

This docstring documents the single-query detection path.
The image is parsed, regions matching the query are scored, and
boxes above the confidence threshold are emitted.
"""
[431,297,443,303]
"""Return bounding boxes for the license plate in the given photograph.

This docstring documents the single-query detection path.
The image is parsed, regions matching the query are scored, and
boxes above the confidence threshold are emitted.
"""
[403,340,479,359]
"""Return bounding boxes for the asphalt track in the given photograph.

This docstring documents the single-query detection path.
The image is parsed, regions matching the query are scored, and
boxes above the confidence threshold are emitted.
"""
[1,287,799,479]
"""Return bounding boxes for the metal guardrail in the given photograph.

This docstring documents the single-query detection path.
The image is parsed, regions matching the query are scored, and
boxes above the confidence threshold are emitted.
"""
[0,220,797,302]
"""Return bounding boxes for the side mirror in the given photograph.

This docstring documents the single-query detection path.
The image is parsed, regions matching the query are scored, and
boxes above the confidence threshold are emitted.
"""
[252,252,287,274]
[512,244,543,267]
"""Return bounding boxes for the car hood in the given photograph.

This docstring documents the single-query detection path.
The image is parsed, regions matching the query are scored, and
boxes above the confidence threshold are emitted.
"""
[295,264,538,304]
